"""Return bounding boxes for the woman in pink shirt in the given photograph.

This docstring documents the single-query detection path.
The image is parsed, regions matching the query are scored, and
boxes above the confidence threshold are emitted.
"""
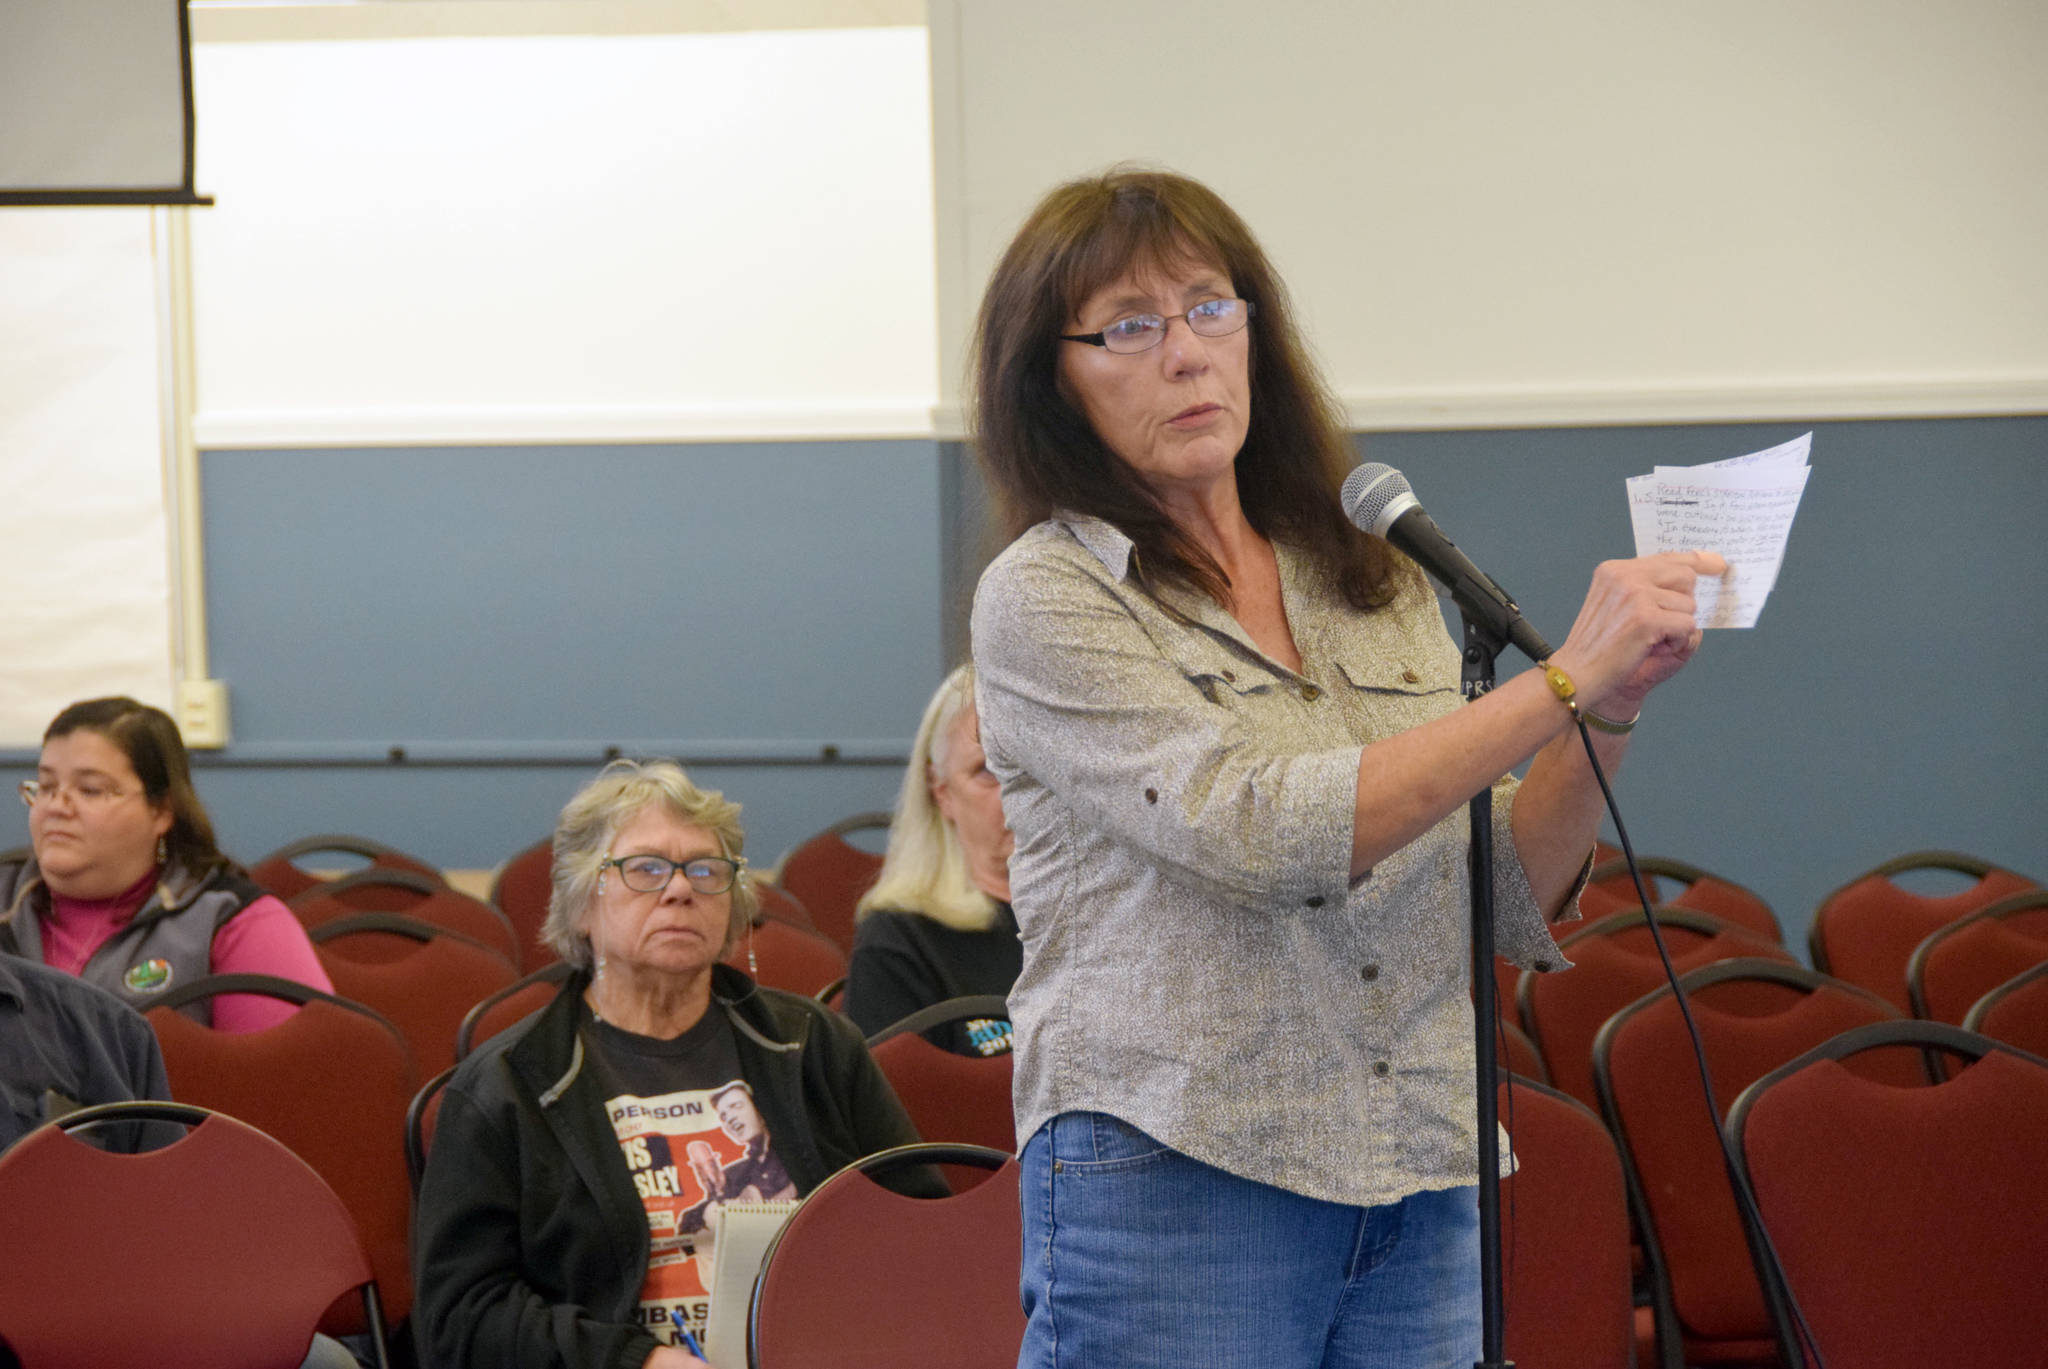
[1,697,332,1032]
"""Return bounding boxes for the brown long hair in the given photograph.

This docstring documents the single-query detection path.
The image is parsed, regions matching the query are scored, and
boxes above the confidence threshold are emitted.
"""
[971,166,1398,611]
[44,697,231,877]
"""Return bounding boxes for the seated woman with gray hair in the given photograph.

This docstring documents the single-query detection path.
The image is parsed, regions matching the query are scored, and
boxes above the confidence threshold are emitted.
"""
[843,665,1021,1056]
[412,759,932,1369]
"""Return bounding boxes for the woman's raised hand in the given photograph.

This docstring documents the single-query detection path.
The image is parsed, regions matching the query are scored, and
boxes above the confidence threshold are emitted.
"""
[1546,550,1728,717]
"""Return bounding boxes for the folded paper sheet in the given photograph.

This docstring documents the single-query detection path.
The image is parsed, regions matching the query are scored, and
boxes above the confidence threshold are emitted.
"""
[1628,432,1810,629]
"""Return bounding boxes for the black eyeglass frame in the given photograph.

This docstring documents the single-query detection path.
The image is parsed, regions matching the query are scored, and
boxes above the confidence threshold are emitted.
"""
[1059,298,1255,353]
[602,852,746,896]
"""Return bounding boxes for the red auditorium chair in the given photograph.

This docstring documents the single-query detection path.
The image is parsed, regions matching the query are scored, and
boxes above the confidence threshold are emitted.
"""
[145,974,420,1335]
[1592,959,1910,1368]
[292,867,523,969]
[1517,908,1794,1109]
[868,997,1016,1154]
[1727,1022,2048,1369]
[488,836,560,969]
[1807,850,2036,1013]
[310,915,518,1077]
[1498,1074,1635,1369]
[456,959,576,1059]
[723,913,848,998]
[1963,960,2048,1058]
[0,1101,395,1369]
[750,1143,1023,1369]
[1579,854,1782,943]
[775,812,890,954]
[247,833,443,901]
[1904,888,2048,1024]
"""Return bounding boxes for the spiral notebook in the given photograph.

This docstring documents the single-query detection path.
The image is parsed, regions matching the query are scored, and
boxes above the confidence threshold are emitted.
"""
[702,1198,800,1369]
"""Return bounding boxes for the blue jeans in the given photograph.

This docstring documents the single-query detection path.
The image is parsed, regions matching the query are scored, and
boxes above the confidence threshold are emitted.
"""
[1018,1112,1481,1369]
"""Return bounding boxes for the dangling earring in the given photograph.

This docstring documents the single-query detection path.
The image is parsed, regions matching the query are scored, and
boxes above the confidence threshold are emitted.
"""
[155,835,167,865]
[746,920,759,978]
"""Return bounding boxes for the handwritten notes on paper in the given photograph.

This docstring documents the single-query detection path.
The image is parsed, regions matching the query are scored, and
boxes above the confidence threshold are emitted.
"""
[1628,432,1810,629]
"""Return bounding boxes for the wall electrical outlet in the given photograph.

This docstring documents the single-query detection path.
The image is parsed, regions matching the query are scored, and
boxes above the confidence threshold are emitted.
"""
[176,679,231,748]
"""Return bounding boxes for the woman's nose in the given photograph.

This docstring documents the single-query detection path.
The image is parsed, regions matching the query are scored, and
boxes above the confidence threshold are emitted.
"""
[1158,316,1211,375]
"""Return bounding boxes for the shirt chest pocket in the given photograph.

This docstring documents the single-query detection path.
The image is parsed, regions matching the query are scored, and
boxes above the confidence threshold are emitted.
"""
[1331,632,1463,703]
[1168,635,1275,705]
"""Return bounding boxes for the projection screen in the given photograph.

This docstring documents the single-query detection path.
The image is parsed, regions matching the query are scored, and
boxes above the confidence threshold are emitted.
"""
[0,0,207,205]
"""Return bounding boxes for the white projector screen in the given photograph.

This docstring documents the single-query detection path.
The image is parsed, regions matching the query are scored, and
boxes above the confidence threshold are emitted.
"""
[0,212,178,746]
[0,0,205,204]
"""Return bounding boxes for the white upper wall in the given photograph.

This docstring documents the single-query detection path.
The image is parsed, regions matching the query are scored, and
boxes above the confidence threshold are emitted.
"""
[188,20,937,446]
[931,0,2048,430]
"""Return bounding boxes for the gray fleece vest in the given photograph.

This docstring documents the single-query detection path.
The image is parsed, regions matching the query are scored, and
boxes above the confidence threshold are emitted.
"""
[0,857,262,1026]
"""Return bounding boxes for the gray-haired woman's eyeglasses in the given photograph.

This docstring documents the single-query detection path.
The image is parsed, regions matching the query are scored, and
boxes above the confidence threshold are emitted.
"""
[602,853,744,895]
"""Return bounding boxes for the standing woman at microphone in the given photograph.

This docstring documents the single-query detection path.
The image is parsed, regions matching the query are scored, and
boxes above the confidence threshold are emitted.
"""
[969,167,1722,1369]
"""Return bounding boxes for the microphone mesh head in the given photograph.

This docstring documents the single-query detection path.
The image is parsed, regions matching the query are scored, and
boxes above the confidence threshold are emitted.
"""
[1340,462,1413,536]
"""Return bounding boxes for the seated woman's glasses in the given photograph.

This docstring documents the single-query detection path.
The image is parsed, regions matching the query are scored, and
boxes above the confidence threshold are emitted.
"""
[605,853,743,895]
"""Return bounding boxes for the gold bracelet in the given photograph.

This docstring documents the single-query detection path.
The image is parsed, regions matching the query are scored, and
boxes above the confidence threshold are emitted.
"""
[1582,706,1640,736]
[1539,660,1580,718]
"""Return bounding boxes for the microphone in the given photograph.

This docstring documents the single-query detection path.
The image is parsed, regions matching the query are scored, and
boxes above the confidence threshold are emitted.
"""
[1340,461,1553,664]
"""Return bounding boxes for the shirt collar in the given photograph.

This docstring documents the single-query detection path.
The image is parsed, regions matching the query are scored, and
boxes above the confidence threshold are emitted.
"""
[1053,512,1136,581]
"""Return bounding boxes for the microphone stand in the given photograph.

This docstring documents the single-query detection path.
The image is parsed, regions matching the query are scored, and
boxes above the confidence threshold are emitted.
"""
[1461,614,1514,1369]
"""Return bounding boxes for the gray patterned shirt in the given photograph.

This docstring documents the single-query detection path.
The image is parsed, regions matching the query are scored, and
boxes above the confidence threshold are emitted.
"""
[971,514,1576,1207]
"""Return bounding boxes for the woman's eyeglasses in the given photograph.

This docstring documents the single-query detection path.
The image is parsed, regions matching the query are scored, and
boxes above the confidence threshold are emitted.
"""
[1061,298,1254,354]
[603,853,744,895]
[19,779,135,810]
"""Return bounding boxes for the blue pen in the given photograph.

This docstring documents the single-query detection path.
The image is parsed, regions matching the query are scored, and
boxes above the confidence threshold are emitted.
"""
[668,1307,708,1360]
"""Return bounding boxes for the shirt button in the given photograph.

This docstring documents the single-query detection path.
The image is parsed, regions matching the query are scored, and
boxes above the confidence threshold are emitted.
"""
[1401,668,1421,684]
[1373,1060,1391,1077]
[1144,788,1158,804]
[1360,963,1379,981]
[1305,895,1325,909]
[1300,683,1323,701]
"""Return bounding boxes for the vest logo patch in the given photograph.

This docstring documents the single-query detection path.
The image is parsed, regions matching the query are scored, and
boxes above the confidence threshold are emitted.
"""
[124,958,174,994]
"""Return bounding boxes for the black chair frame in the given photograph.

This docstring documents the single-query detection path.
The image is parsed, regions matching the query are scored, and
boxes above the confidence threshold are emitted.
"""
[1903,887,2048,1020]
[1963,959,2048,1035]
[866,994,1013,1048]
[455,959,574,1058]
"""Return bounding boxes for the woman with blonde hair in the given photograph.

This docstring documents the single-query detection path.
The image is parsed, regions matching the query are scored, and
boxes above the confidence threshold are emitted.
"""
[842,665,1020,1055]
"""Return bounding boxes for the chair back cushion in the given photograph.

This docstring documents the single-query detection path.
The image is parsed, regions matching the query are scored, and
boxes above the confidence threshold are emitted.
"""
[1523,916,1792,1107]
[751,1153,1024,1369]
[1598,975,1904,1340]
[0,1107,376,1369]
[1908,896,2048,1024]
[870,1031,1016,1153]
[148,996,419,1325]
[1499,1078,1634,1369]
[1737,1048,2048,1367]
[1811,857,2035,1010]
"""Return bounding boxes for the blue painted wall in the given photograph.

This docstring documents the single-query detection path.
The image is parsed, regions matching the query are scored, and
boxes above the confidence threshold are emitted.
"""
[4,419,2042,958]
[4,440,944,873]
[1364,416,2047,954]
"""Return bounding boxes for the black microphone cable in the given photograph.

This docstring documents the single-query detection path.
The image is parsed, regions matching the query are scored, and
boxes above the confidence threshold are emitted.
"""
[1537,713,1828,1369]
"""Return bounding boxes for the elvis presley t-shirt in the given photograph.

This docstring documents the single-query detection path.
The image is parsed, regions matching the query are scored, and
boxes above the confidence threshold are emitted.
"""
[583,1006,796,1346]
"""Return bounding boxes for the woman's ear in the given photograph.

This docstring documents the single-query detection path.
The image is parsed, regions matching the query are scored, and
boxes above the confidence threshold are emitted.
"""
[928,764,958,824]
